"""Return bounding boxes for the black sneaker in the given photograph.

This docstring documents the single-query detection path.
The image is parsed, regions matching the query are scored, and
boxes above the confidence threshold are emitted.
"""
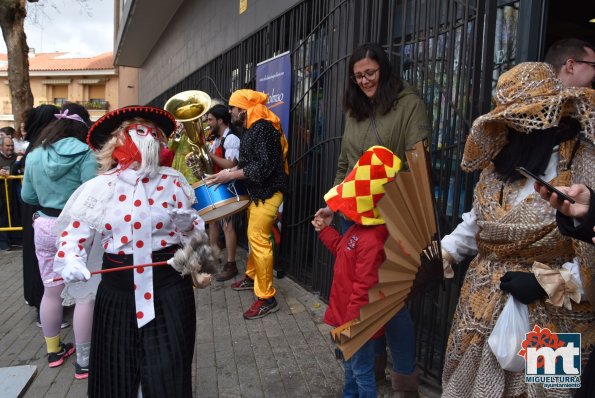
[74,362,89,380]
[243,297,279,319]
[230,275,254,291]
[48,342,75,368]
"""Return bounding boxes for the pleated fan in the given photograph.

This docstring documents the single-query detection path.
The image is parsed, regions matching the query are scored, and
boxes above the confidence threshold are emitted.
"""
[331,140,442,360]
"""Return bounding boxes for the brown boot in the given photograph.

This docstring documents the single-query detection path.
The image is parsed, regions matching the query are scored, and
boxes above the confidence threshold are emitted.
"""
[390,369,419,398]
[375,353,387,381]
[215,261,239,282]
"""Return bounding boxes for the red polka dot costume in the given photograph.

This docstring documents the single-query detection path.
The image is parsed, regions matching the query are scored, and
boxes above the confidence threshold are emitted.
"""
[55,105,205,397]
[55,168,203,327]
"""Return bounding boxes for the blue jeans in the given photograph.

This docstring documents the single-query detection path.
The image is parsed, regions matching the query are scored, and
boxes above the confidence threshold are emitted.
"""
[343,339,377,398]
[374,307,416,374]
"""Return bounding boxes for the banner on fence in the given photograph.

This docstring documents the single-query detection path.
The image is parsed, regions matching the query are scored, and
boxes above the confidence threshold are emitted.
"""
[256,51,291,138]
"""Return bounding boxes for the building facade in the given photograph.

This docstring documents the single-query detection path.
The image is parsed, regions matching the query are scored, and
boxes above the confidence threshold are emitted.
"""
[114,0,594,386]
[0,51,139,127]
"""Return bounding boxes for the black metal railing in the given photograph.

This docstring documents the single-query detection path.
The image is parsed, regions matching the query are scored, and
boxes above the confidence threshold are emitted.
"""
[38,99,110,111]
[146,0,524,387]
[79,100,110,110]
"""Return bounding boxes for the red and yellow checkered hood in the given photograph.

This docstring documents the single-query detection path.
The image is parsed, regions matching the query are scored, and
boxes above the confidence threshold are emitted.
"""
[324,146,401,225]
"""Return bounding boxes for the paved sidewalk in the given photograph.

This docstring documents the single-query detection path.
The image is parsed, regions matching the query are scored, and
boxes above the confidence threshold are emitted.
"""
[0,248,347,397]
[0,247,439,397]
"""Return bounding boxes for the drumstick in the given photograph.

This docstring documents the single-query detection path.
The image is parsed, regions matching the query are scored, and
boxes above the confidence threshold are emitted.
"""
[45,261,169,283]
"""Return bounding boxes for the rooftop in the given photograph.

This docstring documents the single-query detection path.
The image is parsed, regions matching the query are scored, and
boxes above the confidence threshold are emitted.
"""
[0,52,114,72]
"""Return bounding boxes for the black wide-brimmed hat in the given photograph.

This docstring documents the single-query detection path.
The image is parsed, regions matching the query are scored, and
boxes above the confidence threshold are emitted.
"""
[87,105,177,150]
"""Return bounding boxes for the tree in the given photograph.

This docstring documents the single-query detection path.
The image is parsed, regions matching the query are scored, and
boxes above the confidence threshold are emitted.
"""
[0,0,33,135]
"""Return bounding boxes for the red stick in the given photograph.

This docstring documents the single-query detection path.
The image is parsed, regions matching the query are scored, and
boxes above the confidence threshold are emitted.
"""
[47,260,169,283]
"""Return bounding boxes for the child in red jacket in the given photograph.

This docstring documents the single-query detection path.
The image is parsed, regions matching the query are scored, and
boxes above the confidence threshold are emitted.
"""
[312,146,401,398]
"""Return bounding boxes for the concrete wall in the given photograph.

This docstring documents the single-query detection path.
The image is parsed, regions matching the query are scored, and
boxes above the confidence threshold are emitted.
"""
[138,0,301,104]
[117,66,139,106]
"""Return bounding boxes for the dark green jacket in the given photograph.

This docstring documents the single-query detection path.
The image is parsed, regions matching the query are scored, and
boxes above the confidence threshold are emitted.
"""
[333,84,432,186]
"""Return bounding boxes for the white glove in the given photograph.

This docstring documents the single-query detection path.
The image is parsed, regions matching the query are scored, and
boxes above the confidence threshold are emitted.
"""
[61,259,91,283]
[168,208,198,232]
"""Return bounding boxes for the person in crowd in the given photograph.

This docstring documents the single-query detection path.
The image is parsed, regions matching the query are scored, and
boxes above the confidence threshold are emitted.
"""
[315,42,431,393]
[0,136,17,251]
[546,39,595,398]
[205,104,242,281]
[0,136,16,172]
[313,146,402,398]
[439,62,594,397]
[545,38,595,88]
[20,104,60,318]
[13,124,29,155]
[206,89,289,319]
[167,97,222,185]
[0,126,15,138]
[55,105,211,397]
[535,182,594,398]
[168,121,199,184]
[20,103,98,378]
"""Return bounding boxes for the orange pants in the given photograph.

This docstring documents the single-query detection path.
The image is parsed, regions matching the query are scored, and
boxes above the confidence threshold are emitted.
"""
[245,191,283,299]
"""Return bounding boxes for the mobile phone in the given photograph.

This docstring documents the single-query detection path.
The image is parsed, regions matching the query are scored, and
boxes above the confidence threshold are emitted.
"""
[515,167,575,204]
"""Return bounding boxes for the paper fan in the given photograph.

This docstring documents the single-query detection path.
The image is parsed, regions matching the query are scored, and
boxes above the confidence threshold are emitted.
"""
[331,140,442,360]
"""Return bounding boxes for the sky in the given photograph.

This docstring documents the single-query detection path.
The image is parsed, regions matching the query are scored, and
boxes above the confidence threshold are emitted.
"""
[0,0,114,56]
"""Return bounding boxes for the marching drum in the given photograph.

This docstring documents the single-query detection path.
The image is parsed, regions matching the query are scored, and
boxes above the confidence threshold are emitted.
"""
[192,180,250,222]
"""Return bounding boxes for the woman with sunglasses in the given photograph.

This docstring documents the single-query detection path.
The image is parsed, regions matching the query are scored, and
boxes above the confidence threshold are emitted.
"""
[316,43,432,396]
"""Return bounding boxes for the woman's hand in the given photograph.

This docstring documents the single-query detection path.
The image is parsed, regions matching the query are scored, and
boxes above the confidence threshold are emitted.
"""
[535,183,590,220]
[500,271,546,304]
[204,169,233,186]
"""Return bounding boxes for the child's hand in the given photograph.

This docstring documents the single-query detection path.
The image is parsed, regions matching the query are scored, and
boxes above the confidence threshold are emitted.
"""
[311,217,324,232]
[311,215,331,232]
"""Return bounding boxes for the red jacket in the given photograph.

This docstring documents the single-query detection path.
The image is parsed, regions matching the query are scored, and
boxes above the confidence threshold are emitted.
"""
[319,223,388,339]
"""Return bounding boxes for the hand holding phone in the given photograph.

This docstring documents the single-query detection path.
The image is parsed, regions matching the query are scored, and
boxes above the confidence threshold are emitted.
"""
[516,167,575,204]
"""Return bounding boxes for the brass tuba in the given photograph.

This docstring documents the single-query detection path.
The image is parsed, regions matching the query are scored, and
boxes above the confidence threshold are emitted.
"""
[164,90,213,178]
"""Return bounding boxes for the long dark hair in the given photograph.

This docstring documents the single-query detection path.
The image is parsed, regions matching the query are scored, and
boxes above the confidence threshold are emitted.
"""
[493,117,580,182]
[23,104,60,153]
[343,43,404,121]
[33,102,91,149]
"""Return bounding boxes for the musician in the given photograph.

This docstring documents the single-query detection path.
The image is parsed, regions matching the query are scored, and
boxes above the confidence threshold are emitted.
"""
[53,105,207,397]
[206,89,288,319]
[312,146,401,397]
[167,122,199,184]
[439,63,594,397]
[205,104,242,281]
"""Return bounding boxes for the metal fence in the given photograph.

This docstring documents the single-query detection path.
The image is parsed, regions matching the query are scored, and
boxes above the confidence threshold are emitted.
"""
[0,175,23,232]
[147,0,524,385]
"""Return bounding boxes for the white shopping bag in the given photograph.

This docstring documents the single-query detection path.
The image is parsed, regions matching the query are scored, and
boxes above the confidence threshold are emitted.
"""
[487,295,530,372]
